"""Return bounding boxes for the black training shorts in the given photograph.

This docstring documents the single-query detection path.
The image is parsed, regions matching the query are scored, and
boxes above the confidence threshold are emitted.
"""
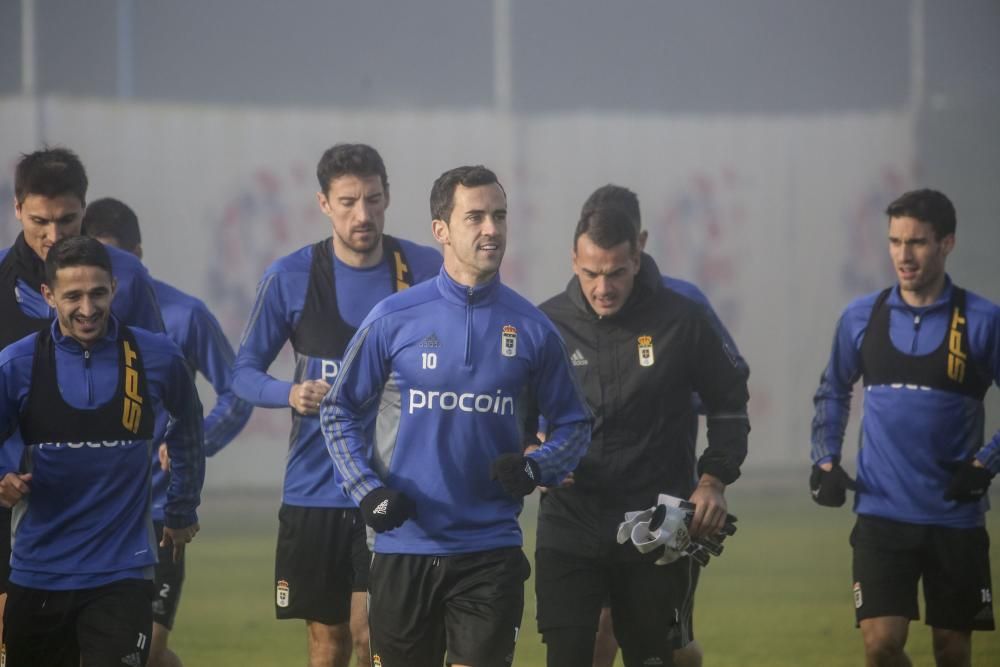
[274,504,366,625]
[367,547,531,667]
[350,513,371,593]
[851,514,994,631]
[3,578,154,667]
[0,507,10,595]
[536,546,699,661]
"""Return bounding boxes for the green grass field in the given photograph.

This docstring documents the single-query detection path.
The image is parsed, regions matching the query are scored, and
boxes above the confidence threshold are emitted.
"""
[172,479,1000,666]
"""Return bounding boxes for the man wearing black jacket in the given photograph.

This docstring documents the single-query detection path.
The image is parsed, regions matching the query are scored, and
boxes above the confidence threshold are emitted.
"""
[534,206,750,667]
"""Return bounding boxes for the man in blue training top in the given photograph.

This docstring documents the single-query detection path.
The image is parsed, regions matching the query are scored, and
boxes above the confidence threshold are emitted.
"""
[322,165,593,667]
[579,184,747,667]
[0,235,204,667]
[233,143,441,667]
[0,147,165,646]
[811,189,999,667]
[81,197,253,667]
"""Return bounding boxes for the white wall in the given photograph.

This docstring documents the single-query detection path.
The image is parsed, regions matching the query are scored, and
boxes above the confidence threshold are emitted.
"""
[0,96,929,488]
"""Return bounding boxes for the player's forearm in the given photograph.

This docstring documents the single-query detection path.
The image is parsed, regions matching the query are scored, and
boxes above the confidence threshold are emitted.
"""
[811,391,851,463]
[163,424,205,528]
[231,364,293,407]
[326,432,383,505]
[527,420,591,487]
[163,443,204,527]
[975,430,1000,475]
[203,392,253,456]
[163,371,207,525]
[699,414,749,484]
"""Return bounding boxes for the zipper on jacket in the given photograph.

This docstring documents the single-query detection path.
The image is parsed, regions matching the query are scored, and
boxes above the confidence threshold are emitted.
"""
[465,287,474,367]
[910,313,921,354]
[84,349,94,405]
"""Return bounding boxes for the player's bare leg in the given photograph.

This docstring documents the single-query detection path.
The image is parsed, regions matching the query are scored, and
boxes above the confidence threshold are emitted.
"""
[148,622,182,667]
[593,607,703,667]
[674,639,703,667]
[349,592,370,667]
[930,628,971,667]
[307,620,352,667]
[861,616,912,667]
[0,592,6,658]
[592,606,618,667]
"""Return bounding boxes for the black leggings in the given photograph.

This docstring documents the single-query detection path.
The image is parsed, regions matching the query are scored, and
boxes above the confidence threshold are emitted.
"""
[543,626,596,667]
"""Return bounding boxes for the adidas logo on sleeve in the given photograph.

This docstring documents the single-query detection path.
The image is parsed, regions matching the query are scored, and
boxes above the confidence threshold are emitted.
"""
[570,349,588,366]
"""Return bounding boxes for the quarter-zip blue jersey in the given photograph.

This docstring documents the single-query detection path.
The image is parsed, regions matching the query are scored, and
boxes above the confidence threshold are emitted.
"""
[151,278,252,522]
[0,244,165,476]
[0,318,204,590]
[323,267,593,555]
[812,277,1000,528]
[233,239,441,507]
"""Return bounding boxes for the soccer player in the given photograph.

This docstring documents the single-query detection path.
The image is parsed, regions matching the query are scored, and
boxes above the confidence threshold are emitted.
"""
[0,235,204,666]
[322,165,592,667]
[533,206,750,667]
[0,147,165,647]
[811,189,999,667]
[232,143,441,667]
[82,197,254,667]
[581,185,747,667]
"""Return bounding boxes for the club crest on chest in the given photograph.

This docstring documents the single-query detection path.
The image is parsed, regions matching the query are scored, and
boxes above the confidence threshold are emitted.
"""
[638,335,655,367]
[501,325,517,358]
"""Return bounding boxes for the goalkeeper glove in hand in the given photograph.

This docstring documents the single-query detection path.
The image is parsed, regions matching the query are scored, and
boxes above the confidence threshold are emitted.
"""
[360,487,415,533]
[944,460,993,503]
[618,494,738,567]
[809,463,857,507]
[491,453,541,498]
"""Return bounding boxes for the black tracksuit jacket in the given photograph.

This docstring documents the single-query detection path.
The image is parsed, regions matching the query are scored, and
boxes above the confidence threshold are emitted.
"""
[536,254,750,557]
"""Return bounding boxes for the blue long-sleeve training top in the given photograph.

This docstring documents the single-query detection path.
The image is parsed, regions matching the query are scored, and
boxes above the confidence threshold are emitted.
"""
[233,239,441,508]
[322,266,593,555]
[0,243,165,477]
[812,276,1000,528]
[151,278,253,522]
[0,318,205,590]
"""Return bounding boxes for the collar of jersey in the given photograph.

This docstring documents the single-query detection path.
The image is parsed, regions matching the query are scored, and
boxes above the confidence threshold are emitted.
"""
[435,265,501,307]
[51,314,120,353]
[889,274,953,313]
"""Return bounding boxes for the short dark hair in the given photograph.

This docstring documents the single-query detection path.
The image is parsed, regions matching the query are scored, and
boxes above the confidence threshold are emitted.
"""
[574,206,638,252]
[81,198,141,252]
[316,143,388,193]
[885,189,956,240]
[15,147,88,205]
[44,235,113,285]
[581,184,641,231]
[430,165,505,222]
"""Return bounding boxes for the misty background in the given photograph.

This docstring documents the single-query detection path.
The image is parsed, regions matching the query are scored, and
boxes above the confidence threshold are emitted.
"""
[0,0,998,491]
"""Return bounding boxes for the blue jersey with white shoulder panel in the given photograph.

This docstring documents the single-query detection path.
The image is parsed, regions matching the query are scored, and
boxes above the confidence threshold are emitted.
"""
[233,238,441,507]
[323,267,592,555]
[0,318,204,590]
[812,277,1000,528]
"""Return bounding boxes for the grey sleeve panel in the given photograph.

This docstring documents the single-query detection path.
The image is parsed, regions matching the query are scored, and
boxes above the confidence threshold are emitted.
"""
[372,374,402,481]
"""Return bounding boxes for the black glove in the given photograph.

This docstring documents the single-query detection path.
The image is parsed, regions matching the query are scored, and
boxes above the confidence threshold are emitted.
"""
[359,487,415,533]
[944,460,993,503]
[809,463,857,507]
[491,453,541,498]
